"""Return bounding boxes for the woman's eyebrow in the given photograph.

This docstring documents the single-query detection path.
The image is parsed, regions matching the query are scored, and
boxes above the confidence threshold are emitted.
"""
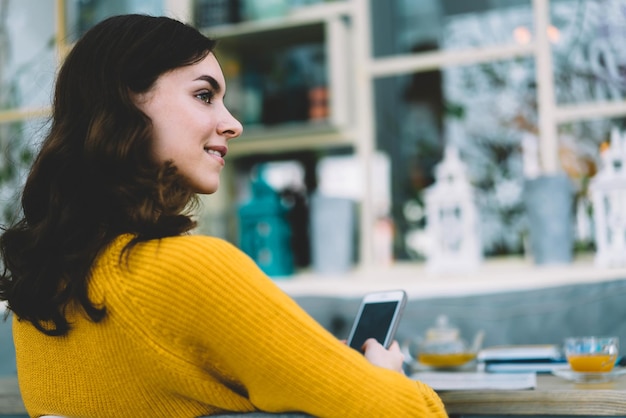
[194,75,222,93]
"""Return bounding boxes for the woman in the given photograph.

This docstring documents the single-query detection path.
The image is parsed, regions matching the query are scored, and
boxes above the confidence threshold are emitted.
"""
[0,14,447,418]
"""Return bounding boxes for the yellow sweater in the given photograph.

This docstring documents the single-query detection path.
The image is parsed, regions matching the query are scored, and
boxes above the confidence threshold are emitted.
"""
[14,234,447,418]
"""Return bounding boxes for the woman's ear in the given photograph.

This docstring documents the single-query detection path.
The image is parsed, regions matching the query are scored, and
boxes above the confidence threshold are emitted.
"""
[131,89,152,110]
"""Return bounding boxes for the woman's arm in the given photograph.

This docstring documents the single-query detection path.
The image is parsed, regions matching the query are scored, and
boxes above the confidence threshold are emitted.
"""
[124,235,448,417]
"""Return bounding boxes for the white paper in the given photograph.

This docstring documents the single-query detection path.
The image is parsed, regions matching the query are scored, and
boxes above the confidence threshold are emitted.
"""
[477,344,561,361]
[411,371,537,391]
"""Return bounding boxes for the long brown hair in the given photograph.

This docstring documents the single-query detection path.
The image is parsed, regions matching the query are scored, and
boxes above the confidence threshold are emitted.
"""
[0,15,217,336]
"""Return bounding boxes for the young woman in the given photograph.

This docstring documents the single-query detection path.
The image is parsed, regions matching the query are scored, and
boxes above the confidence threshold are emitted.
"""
[0,14,447,418]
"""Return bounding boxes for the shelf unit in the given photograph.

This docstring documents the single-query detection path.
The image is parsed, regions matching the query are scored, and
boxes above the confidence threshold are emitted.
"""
[193,0,385,271]
[200,1,355,156]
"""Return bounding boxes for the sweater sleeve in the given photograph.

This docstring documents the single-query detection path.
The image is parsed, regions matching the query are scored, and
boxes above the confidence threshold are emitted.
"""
[113,235,448,418]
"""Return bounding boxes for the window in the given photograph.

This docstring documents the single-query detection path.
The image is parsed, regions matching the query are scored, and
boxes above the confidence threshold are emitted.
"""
[369,0,626,261]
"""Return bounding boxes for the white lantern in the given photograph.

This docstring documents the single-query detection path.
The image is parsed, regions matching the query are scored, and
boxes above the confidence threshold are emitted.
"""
[590,127,626,267]
[424,145,482,273]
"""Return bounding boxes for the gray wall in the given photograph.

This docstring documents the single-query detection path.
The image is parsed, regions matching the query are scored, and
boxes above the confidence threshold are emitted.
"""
[294,278,626,350]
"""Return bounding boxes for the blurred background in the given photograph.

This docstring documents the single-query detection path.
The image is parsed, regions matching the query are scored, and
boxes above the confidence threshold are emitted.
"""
[2,0,626,279]
[3,2,626,414]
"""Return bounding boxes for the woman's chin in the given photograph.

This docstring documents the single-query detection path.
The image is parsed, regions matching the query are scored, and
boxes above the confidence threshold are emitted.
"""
[194,182,220,195]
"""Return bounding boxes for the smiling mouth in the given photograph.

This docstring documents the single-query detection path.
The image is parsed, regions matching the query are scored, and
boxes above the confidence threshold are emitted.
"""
[205,148,222,157]
[204,146,226,158]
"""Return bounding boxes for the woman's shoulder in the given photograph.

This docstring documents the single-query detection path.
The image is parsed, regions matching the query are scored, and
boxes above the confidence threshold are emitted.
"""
[100,233,258,279]
[158,234,253,263]
[97,234,269,301]
[150,234,260,274]
[110,233,240,256]
[160,234,238,251]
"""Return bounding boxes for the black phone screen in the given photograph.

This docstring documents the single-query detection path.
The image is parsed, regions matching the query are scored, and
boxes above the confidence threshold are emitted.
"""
[348,301,398,350]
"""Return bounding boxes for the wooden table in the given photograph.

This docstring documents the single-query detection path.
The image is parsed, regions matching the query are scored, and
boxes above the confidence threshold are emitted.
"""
[438,374,626,416]
[3,374,626,416]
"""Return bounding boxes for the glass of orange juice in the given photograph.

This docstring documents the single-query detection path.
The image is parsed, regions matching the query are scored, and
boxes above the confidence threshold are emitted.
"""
[564,336,619,373]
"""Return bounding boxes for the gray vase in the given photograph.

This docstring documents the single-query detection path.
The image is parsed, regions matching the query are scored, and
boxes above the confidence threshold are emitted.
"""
[523,174,575,265]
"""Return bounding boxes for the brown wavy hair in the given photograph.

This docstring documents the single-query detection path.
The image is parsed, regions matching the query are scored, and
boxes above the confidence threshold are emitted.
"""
[0,15,217,336]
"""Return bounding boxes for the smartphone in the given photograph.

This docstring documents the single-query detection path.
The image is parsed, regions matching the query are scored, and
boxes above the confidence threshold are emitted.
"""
[346,290,407,351]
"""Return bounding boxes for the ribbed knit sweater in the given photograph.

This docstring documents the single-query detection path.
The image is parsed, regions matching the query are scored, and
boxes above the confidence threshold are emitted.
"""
[13,234,447,417]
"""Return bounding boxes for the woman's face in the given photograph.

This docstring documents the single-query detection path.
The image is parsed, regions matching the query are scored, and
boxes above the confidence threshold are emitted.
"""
[135,52,243,194]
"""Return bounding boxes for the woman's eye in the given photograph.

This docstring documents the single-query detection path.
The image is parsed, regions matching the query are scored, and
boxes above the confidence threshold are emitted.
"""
[196,91,214,104]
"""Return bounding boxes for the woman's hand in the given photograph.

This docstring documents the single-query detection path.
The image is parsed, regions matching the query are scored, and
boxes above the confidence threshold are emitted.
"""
[362,338,406,374]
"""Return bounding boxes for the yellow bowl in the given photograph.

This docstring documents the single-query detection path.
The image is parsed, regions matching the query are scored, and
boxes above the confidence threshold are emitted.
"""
[418,352,477,368]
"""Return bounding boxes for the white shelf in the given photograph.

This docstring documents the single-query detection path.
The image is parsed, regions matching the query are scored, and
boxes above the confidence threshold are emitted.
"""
[4,259,623,312]
[276,256,626,300]
[229,123,355,156]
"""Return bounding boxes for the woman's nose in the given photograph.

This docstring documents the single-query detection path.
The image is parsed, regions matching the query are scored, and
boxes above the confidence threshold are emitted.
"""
[218,108,243,140]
